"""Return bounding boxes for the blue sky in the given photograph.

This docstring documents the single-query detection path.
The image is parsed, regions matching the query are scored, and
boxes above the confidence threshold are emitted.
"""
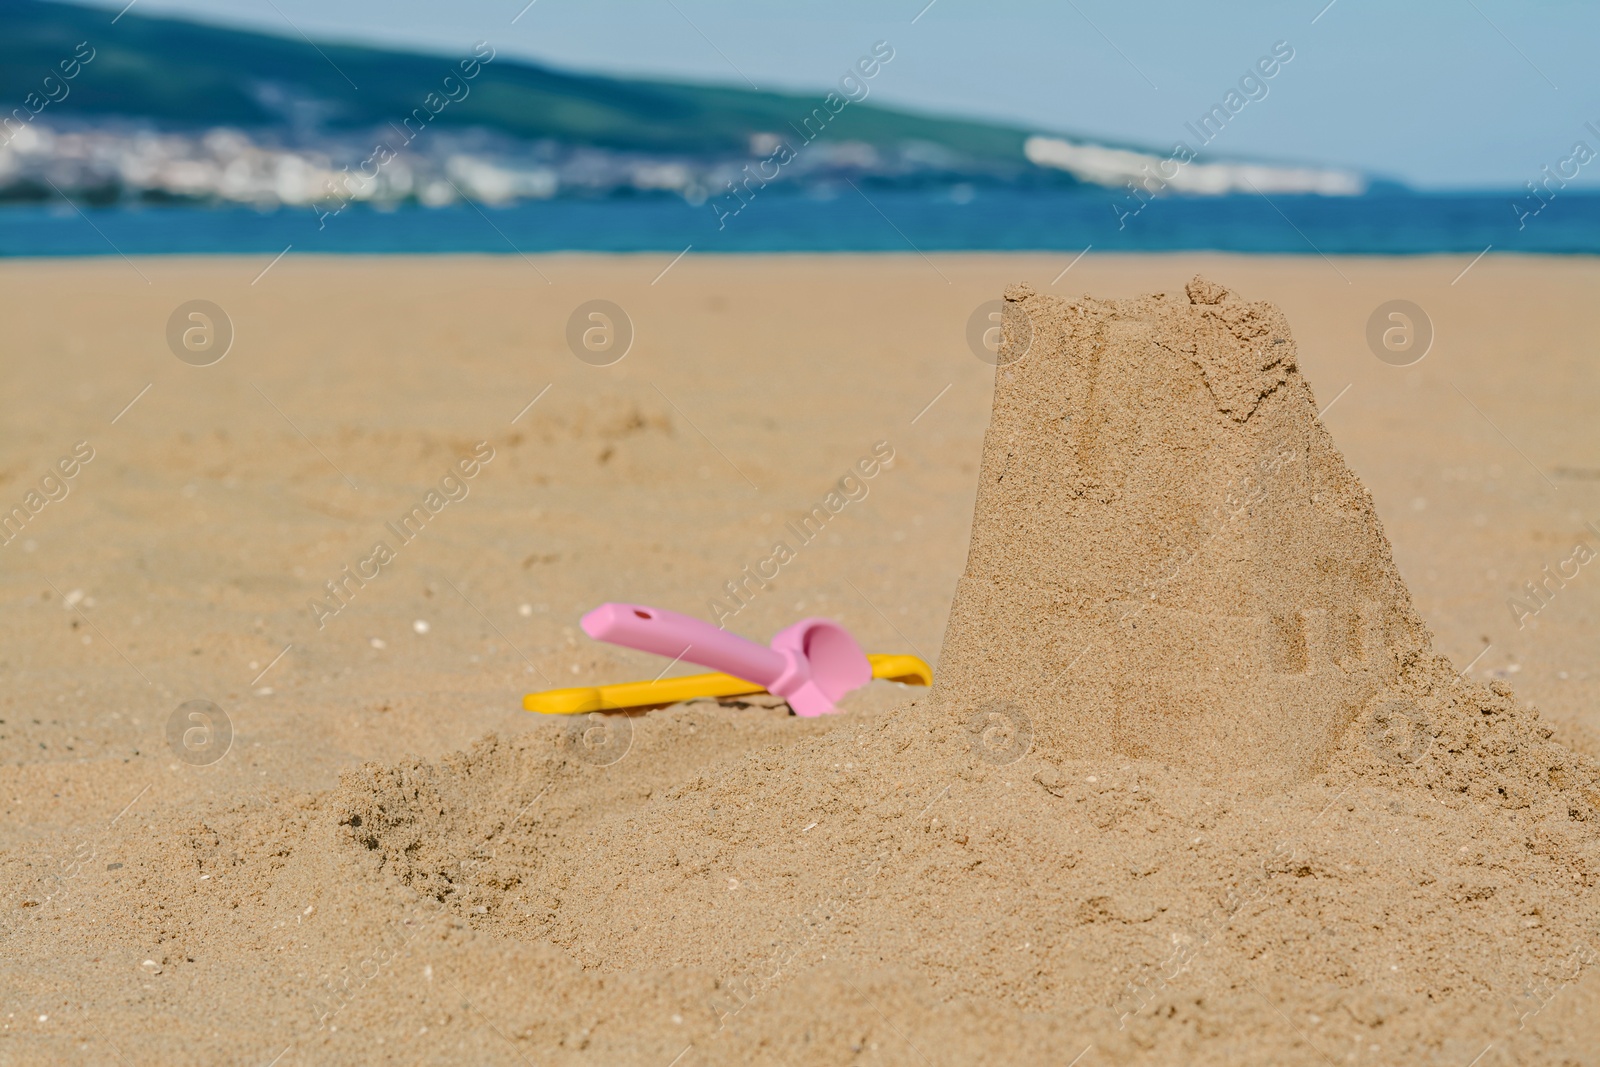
[72,0,1600,190]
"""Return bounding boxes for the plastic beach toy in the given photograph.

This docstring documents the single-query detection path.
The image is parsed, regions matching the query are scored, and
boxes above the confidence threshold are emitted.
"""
[523,652,931,717]
[523,602,931,718]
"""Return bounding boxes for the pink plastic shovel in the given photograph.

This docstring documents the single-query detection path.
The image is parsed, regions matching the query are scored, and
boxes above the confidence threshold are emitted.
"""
[578,602,872,717]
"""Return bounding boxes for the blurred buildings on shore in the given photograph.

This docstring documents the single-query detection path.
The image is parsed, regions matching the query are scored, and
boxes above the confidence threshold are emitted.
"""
[0,120,1048,209]
[0,120,1367,211]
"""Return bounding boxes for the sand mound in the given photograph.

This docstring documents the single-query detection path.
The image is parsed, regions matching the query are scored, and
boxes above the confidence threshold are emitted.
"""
[936,277,1428,787]
[328,681,1600,1063]
[311,280,1600,1063]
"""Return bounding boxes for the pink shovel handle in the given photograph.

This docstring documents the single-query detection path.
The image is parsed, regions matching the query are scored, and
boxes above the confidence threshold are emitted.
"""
[580,602,788,688]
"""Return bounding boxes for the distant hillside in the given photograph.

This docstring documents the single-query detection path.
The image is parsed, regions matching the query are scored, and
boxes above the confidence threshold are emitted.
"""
[1,0,1036,163]
[0,0,1371,208]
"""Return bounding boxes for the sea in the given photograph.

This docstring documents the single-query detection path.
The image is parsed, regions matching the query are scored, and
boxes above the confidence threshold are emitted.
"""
[1,187,1596,256]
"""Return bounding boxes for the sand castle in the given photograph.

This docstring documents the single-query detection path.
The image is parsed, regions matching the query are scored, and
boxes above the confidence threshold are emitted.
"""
[936,277,1432,786]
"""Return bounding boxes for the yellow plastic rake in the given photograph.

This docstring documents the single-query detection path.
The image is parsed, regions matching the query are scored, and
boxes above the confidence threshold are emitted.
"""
[523,652,932,715]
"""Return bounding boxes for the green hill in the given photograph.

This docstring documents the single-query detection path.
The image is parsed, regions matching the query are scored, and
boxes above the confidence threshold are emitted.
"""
[2,0,1037,164]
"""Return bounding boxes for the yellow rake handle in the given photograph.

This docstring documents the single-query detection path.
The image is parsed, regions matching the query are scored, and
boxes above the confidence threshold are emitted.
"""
[523,653,931,715]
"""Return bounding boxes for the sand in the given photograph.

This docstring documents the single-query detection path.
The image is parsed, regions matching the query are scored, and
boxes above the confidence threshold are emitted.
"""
[3,254,1600,1065]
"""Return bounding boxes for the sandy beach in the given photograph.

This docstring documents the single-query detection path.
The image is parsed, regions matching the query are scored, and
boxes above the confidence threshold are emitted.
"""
[3,252,1599,1065]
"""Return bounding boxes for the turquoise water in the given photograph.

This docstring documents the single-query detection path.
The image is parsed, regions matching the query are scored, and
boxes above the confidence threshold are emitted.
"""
[1,188,1595,256]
